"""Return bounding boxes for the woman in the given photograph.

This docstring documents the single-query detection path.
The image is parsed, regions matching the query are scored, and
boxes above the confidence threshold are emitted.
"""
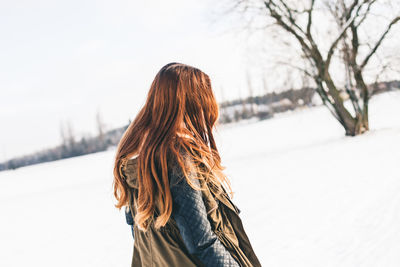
[113,62,261,267]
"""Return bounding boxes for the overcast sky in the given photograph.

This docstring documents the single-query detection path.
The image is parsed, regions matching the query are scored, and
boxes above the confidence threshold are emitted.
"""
[1,0,399,161]
[0,0,260,160]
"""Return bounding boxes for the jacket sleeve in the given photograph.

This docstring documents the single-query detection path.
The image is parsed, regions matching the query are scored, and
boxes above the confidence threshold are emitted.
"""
[169,160,240,267]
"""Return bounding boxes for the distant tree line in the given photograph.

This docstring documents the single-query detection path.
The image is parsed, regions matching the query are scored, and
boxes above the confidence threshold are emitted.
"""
[0,127,126,171]
[0,80,398,171]
[0,111,128,171]
[218,80,399,124]
[219,87,316,124]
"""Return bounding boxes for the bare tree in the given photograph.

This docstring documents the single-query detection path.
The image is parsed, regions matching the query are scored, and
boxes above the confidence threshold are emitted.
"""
[246,71,257,114]
[65,120,76,148]
[230,0,400,135]
[59,121,67,147]
[59,119,77,156]
[262,73,269,95]
[96,108,107,148]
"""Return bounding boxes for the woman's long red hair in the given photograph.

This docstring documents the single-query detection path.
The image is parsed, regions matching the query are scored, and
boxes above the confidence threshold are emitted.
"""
[113,62,233,231]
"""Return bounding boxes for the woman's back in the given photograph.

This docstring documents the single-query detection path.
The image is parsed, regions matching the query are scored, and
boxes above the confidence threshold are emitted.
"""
[120,152,261,267]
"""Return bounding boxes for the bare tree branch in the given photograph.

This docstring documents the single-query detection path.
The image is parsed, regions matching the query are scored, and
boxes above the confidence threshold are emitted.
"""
[275,60,315,78]
[353,0,377,28]
[325,1,368,69]
[264,0,311,53]
[306,0,315,38]
[360,16,400,70]
[276,0,306,35]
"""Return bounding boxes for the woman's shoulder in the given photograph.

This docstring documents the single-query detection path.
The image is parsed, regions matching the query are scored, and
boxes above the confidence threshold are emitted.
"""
[120,156,139,189]
[168,150,200,186]
[120,151,197,189]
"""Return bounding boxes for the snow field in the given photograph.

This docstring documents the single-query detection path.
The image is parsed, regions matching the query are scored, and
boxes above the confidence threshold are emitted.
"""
[0,91,399,266]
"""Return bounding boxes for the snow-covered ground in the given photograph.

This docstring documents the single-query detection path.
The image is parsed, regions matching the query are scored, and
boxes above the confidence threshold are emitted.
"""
[1,91,399,267]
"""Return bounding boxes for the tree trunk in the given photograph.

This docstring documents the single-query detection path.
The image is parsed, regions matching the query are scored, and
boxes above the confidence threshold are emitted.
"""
[320,73,366,136]
[352,69,370,136]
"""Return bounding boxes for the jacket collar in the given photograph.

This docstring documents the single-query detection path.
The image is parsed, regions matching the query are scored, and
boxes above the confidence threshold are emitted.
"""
[120,156,139,189]
[120,156,240,214]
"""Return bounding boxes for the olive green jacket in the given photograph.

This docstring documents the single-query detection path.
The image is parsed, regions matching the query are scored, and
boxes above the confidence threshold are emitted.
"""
[120,156,261,267]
